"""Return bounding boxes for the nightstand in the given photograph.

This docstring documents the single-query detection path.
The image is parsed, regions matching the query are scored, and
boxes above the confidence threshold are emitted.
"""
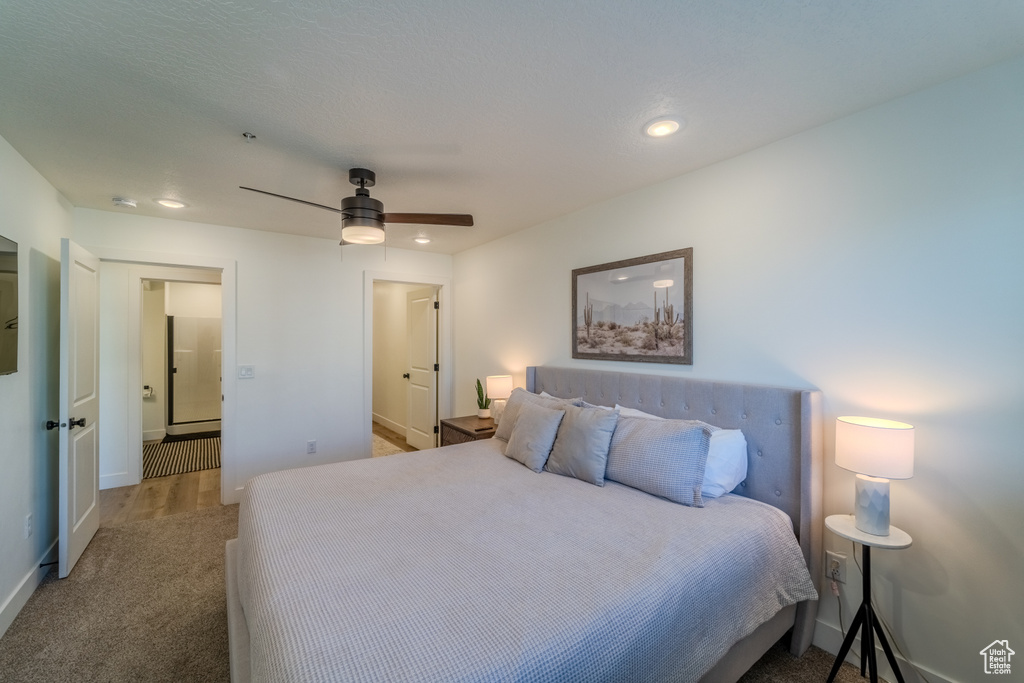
[825,514,912,683]
[440,415,496,447]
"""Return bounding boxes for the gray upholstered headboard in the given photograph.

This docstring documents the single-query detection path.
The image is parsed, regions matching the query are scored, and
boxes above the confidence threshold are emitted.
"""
[526,365,823,652]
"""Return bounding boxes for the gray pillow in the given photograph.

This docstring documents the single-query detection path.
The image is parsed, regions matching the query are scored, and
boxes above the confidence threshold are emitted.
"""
[504,402,566,472]
[494,388,580,442]
[605,416,713,507]
[544,405,619,486]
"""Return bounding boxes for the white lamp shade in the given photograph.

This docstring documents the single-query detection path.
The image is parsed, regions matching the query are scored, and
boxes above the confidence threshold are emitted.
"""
[835,416,914,480]
[485,375,514,400]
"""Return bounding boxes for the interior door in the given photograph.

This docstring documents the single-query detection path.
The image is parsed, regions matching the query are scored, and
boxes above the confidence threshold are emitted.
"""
[58,239,101,578]
[405,287,438,450]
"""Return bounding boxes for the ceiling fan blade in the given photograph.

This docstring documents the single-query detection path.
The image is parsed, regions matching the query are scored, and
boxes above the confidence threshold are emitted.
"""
[383,213,474,226]
[239,186,344,215]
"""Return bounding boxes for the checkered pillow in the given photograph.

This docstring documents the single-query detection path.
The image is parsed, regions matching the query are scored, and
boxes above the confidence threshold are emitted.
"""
[605,416,713,507]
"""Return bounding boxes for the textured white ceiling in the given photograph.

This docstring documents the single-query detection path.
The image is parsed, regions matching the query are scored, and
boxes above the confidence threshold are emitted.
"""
[1,0,1023,253]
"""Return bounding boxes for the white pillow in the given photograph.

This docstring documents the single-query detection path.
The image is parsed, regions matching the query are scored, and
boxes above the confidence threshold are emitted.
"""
[614,405,748,499]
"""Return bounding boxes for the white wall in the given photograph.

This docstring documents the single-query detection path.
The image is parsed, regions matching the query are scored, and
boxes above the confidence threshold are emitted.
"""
[453,57,1024,683]
[141,281,166,440]
[371,281,423,434]
[73,209,453,498]
[0,135,73,637]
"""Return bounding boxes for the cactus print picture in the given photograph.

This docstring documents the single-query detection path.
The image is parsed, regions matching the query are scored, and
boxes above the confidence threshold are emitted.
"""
[572,248,692,365]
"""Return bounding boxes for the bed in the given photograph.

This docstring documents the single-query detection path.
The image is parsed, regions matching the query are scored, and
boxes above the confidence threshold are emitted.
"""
[226,366,823,682]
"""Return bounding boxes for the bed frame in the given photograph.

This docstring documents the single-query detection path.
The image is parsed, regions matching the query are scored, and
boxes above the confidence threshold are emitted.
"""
[226,365,823,683]
[525,366,823,680]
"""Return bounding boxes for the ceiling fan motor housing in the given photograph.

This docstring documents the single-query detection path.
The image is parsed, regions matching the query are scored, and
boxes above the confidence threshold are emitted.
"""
[341,194,385,229]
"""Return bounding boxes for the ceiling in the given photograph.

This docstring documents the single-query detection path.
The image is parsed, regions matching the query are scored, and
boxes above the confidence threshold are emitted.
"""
[2,1,1023,254]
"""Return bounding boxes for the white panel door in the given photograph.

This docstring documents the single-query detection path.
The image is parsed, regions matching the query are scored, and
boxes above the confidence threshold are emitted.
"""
[58,239,101,578]
[405,287,437,450]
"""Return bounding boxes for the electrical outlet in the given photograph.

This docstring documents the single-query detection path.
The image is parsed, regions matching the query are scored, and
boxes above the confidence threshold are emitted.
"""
[24,514,32,539]
[306,439,316,454]
[826,550,847,584]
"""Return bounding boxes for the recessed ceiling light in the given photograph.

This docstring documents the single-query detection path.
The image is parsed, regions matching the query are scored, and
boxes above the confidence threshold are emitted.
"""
[112,197,137,208]
[156,198,187,208]
[644,117,683,138]
[414,236,431,244]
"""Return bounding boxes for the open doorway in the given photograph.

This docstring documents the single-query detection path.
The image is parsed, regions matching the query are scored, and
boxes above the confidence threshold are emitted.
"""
[371,281,439,456]
[140,279,222,482]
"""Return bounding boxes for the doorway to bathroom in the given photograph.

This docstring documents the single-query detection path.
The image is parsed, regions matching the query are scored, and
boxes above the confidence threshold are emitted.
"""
[141,279,222,480]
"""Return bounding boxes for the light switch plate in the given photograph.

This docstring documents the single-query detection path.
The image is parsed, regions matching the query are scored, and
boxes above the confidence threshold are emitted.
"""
[237,365,255,379]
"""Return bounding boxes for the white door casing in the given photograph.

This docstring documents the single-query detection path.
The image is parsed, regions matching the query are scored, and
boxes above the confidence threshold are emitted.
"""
[405,287,438,450]
[58,239,101,578]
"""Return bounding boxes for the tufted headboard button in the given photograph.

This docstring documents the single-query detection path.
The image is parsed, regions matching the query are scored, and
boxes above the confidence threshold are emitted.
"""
[775,419,782,425]
[710,409,717,415]
[757,450,763,457]
[741,413,747,419]
[775,490,782,497]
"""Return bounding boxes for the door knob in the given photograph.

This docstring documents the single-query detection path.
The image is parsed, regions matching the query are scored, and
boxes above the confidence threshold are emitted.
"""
[402,373,410,379]
[69,417,86,429]
[45,420,62,430]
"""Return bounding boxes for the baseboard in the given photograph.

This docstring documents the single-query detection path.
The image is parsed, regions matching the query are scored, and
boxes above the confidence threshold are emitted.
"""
[143,428,166,442]
[813,619,954,683]
[371,413,406,437]
[0,539,57,640]
[100,471,134,490]
[166,420,221,436]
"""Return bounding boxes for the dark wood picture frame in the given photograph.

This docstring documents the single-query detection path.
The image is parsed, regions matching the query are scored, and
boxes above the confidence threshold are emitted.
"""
[572,248,692,365]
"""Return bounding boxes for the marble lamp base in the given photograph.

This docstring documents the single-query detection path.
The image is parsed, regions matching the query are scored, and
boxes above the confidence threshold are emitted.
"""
[854,474,891,536]
[491,399,508,425]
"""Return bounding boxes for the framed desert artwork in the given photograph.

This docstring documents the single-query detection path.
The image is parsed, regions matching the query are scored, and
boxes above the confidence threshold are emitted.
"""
[572,248,692,365]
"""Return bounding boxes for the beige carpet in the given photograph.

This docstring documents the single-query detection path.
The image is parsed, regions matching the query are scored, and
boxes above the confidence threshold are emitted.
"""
[372,433,406,457]
[0,505,238,683]
[0,502,880,683]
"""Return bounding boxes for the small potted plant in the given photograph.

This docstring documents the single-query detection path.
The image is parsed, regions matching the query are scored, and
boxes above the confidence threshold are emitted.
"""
[475,378,491,418]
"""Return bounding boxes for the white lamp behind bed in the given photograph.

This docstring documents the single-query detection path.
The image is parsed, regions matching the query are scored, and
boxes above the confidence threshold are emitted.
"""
[835,416,914,536]
[486,375,514,425]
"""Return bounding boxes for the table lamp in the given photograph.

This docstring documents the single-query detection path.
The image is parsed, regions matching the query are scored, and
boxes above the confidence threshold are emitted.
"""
[835,416,914,536]
[486,375,514,424]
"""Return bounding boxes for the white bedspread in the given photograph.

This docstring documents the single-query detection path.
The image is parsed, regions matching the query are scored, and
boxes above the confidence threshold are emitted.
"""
[237,439,817,682]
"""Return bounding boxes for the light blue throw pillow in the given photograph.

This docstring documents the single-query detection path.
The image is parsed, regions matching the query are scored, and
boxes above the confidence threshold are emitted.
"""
[605,416,713,507]
[544,405,619,486]
[504,402,566,472]
[494,388,580,442]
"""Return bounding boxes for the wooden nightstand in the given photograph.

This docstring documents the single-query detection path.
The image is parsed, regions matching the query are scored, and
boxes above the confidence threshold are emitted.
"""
[440,415,496,446]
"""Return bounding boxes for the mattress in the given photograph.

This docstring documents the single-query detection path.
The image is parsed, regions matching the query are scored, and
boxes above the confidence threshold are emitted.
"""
[237,438,817,682]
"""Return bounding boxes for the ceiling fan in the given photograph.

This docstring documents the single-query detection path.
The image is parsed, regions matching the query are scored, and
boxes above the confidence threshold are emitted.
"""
[240,168,473,245]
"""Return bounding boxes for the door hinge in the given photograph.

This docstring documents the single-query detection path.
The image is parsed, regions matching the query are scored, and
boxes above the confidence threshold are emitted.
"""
[434,363,439,372]
[434,425,439,434]
[433,301,439,309]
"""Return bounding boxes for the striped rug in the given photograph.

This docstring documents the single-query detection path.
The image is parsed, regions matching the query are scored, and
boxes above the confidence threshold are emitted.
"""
[143,437,221,479]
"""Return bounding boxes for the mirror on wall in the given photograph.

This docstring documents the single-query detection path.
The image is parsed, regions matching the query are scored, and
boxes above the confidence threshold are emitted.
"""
[0,234,17,376]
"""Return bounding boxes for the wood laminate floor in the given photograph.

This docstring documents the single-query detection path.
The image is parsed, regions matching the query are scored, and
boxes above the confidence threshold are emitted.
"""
[372,422,418,452]
[99,465,221,528]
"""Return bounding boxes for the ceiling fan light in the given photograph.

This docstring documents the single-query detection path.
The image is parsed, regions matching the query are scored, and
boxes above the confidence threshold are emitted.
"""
[342,224,386,244]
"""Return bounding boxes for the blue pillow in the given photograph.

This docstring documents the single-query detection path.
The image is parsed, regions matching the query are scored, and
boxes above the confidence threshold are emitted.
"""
[605,416,713,507]
[504,402,566,472]
[544,405,619,486]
